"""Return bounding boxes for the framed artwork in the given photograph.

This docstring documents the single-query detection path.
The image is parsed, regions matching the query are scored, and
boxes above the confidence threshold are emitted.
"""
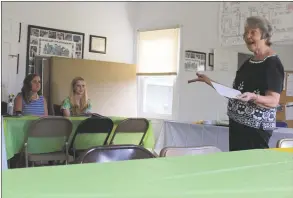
[26,25,85,75]
[89,35,107,54]
[209,53,214,66]
[184,50,206,72]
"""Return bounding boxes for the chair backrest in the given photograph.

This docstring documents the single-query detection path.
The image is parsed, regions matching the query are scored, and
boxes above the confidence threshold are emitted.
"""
[91,113,106,118]
[75,117,114,134]
[69,117,114,152]
[52,104,63,116]
[160,146,222,157]
[276,138,293,148]
[1,101,7,114]
[110,118,149,145]
[26,116,73,141]
[276,121,288,128]
[79,145,156,164]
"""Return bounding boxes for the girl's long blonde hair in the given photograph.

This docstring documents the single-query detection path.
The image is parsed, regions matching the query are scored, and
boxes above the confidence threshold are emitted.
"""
[69,77,89,115]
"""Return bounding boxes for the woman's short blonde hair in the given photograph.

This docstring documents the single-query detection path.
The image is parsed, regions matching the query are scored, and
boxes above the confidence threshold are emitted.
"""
[69,77,89,115]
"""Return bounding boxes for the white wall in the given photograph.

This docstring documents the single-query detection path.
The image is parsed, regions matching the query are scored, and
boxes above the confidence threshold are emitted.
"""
[2,2,135,95]
[134,2,293,122]
[272,45,293,71]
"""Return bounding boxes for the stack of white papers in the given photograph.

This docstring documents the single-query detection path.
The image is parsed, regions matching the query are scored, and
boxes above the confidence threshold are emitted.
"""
[211,82,241,99]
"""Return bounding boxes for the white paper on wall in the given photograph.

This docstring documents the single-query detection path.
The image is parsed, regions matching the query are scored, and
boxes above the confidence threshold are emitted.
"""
[218,62,229,71]
[283,72,286,90]
[286,73,293,96]
[285,102,293,120]
[214,48,238,72]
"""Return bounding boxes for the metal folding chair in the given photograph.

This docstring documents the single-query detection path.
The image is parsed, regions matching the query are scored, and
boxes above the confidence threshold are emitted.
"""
[159,146,222,157]
[109,118,149,146]
[24,116,73,167]
[276,138,293,148]
[68,116,114,158]
[78,144,156,164]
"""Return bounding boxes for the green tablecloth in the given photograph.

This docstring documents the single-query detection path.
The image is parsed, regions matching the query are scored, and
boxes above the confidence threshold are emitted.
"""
[3,116,155,159]
[3,150,293,198]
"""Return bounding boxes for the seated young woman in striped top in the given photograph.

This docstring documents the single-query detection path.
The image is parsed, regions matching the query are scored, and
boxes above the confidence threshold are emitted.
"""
[14,74,48,116]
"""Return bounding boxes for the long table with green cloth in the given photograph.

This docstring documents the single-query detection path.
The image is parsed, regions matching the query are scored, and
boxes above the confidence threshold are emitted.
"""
[3,149,293,198]
[3,116,155,160]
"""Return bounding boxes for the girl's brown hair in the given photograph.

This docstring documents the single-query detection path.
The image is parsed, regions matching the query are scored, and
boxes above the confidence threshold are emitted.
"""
[21,74,40,104]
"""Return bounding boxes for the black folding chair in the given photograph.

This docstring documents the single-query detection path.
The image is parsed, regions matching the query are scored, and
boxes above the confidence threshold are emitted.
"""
[2,101,8,115]
[69,116,114,158]
[109,118,149,146]
[91,113,106,118]
[78,144,156,164]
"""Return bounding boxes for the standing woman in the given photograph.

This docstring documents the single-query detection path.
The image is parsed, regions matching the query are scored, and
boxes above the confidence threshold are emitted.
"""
[190,16,284,151]
[14,74,48,116]
[61,77,92,116]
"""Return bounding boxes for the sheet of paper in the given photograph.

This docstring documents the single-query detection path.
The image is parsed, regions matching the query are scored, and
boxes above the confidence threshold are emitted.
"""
[211,82,241,99]
[283,72,286,90]
[218,62,229,71]
[285,102,293,120]
[286,73,293,96]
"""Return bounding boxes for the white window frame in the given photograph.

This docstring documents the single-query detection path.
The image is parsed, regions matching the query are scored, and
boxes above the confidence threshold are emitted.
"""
[135,26,181,120]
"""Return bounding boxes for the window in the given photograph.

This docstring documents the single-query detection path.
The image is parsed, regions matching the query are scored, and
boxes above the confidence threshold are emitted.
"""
[136,28,180,119]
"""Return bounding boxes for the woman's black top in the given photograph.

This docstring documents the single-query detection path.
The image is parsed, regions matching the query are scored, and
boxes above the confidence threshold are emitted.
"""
[227,55,285,130]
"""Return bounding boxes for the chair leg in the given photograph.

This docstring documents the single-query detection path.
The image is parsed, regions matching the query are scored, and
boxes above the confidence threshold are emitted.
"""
[25,143,29,168]
[25,157,28,168]
[73,148,76,161]
[65,142,68,165]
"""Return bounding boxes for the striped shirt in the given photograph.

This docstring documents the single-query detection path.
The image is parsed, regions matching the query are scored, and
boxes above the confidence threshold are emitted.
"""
[22,95,45,116]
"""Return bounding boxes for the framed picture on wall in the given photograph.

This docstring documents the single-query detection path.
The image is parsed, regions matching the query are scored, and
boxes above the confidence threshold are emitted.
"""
[207,53,214,71]
[184,50,206,72]
[208,53,214,67]
[26,25,85,75]
[89,35,107,54]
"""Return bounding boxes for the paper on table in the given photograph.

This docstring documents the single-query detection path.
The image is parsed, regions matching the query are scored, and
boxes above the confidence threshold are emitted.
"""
[286,73,293,96]
[211,82,241,99]
[285,102,293,120]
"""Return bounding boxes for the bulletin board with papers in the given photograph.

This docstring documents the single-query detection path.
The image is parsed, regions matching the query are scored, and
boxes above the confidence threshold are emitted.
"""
[277,71,293,128]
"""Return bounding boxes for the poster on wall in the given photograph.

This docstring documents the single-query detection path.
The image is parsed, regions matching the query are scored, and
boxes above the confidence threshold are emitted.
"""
[26,25,85,75]
[184,50,206,72]
[286,73,293,96]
